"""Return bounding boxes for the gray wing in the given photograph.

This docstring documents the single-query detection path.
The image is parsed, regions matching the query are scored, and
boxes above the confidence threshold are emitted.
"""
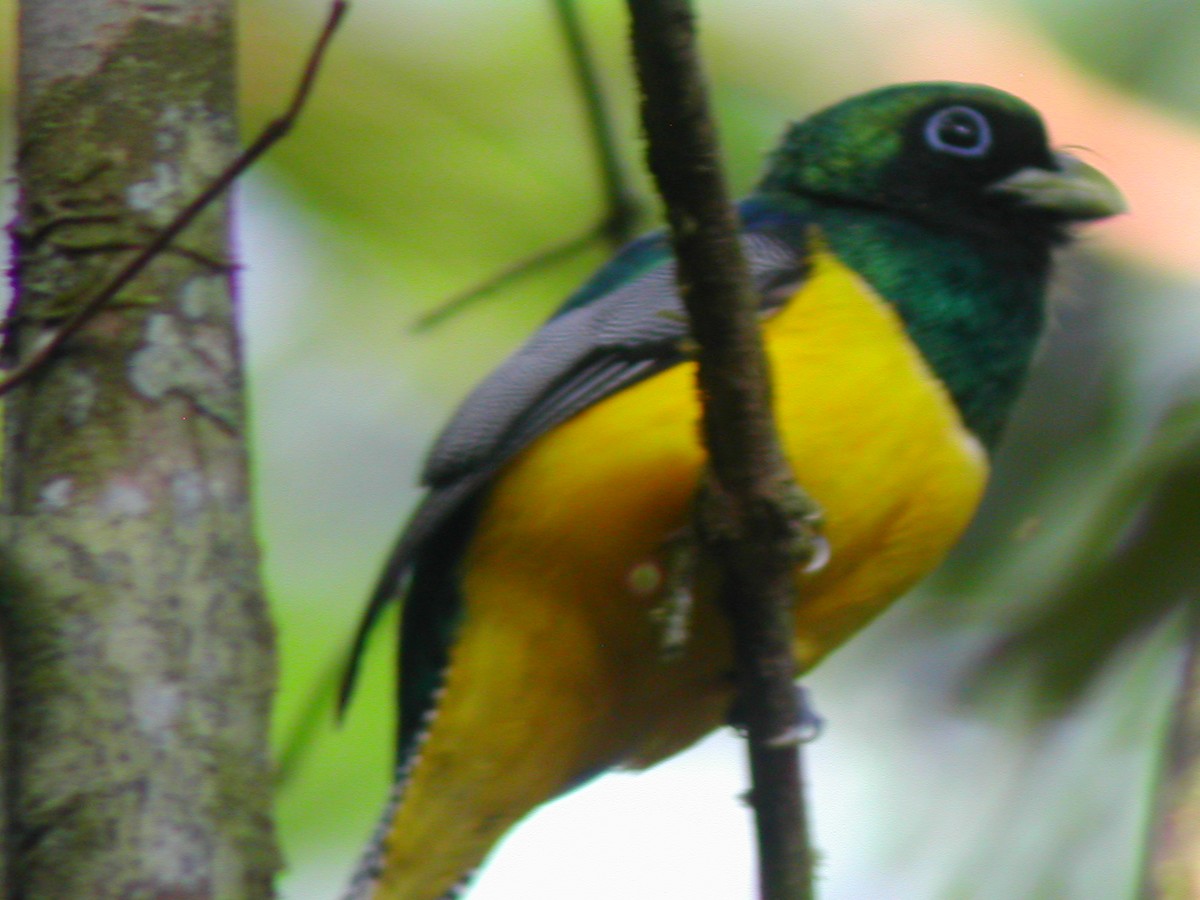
[423,230,802,487]
[338,231,803,710]
[421,262,686,487]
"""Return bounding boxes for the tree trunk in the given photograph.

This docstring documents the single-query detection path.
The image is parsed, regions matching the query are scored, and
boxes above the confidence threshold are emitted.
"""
[0,2,279,896]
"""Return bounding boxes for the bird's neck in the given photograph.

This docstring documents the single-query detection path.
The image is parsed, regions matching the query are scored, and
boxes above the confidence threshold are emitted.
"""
[813,208,1051,449]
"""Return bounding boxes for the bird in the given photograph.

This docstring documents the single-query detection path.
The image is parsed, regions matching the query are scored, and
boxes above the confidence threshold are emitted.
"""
[339,82,1124,900]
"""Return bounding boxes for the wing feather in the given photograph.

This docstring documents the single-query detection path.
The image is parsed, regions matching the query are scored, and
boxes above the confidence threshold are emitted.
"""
[339,220,808,711]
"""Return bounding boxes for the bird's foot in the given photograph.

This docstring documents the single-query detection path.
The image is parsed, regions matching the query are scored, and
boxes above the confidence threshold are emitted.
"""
[728,682,825,745]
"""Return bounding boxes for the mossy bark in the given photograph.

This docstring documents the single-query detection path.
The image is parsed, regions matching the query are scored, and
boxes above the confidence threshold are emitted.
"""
[1,2,279,897]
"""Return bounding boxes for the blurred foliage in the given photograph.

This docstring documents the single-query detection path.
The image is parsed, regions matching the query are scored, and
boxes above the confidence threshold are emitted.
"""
[963,396,1200,716]
[2,0,1195,896]
[1028,0,1200,118]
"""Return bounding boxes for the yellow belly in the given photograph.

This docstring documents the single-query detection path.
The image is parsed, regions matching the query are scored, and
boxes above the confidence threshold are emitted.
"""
[373,246,988,899]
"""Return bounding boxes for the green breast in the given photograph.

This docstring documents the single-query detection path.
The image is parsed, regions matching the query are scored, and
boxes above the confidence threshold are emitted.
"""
[815,206,1049,448]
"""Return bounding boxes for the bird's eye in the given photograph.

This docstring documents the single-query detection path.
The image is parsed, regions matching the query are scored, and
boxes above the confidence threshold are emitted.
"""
[923,106,992,158]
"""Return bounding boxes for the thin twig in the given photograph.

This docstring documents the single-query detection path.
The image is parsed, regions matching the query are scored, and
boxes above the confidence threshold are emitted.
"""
[0,0,349,398]
[411,0,639,332]
[411,227,599,331]
[625,2,818,899]
[275,651,345,789]
[553,0,640,246]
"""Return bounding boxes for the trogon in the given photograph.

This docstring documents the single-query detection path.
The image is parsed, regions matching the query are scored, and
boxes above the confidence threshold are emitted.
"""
[340,82,1124,900]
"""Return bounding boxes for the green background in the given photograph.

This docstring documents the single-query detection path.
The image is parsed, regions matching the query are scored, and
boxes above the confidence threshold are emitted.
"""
[13,0,1200,896]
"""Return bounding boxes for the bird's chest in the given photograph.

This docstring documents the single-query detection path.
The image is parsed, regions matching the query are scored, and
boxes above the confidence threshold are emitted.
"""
[762,248,989,667]
[462,249,988,764]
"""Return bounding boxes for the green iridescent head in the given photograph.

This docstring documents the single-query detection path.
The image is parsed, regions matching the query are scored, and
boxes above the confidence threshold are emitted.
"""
[759,82,1124,242]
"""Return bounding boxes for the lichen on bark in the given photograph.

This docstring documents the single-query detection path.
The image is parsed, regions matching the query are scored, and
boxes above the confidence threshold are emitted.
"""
[1,3,279,897]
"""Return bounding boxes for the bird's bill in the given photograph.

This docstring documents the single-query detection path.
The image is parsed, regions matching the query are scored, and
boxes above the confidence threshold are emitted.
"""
[988,151,1127,221]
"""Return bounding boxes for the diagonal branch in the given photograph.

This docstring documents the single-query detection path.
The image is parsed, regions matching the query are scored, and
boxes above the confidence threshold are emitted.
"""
[552,0,640,248]
[411,0,639,331]
[0,0,348,398]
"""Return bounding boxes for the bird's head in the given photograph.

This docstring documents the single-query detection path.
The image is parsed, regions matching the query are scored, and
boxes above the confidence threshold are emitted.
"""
[758,82,1125,243]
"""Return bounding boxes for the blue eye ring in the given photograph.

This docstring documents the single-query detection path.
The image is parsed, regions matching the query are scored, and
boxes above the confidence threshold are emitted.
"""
[924,106,993,158]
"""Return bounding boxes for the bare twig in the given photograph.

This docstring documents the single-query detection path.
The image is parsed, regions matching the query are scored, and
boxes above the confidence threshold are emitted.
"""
[275,651,344,789]
[625,2,819,898]
[553,0,639,247]
[411,227,599,331]
[0,0,348,397]
[411,0,639,332]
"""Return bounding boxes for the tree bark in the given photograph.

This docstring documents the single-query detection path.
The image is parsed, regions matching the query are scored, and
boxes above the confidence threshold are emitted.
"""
[0,2,279,896]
